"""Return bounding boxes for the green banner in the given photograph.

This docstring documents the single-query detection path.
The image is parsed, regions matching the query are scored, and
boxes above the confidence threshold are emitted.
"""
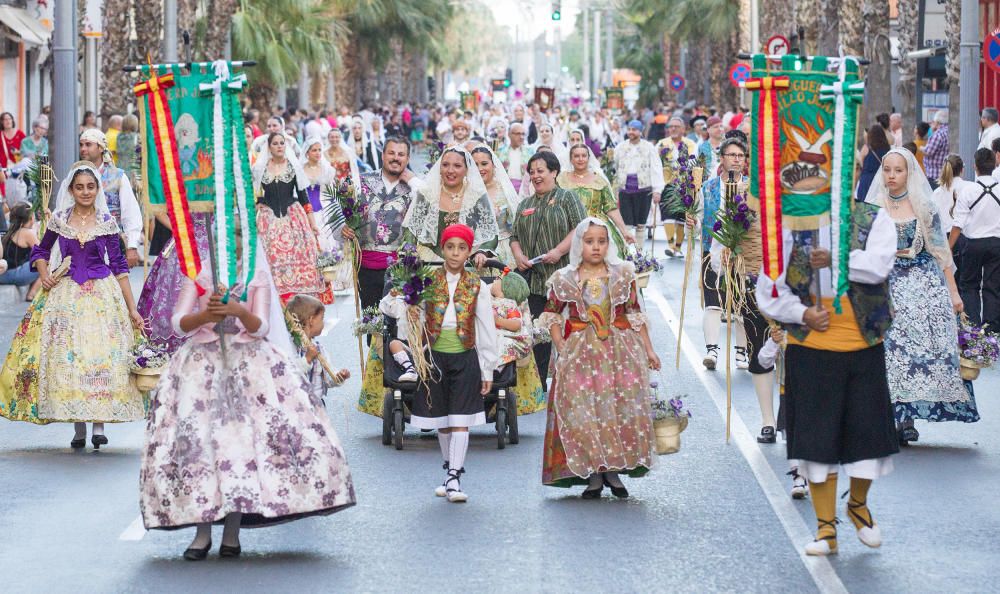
[140,64,217,212]
[750,55,840,229]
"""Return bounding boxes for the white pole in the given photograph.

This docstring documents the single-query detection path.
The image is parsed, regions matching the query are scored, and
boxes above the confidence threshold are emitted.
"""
[52,0,78,180]
[958,0,980,167]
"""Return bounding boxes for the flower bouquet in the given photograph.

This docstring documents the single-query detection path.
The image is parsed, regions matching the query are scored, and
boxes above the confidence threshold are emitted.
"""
[352,306,385,338]
[316,247,344,283]
[600,147,616,186]
[387,243,437,380]
[325,175,368,369]
[709,172,756,441]
[425,141,445,173]
[671,146,704,369]
[957,316,1000,380]
[625,250,662,288]
[650,382,691,455]
[129,338,170,392]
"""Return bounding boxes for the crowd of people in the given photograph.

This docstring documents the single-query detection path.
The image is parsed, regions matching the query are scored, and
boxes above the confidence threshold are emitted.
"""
[0,93,996,562]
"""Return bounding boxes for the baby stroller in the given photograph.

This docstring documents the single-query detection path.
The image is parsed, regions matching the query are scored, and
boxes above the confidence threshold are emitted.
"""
[381,259,519,450]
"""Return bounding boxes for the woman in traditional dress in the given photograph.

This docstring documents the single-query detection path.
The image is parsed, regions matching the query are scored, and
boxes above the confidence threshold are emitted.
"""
[469,144,547,415]
[533,123,568,170]
[557,143,633,258]
[0,162,144,448]
[135,211,211,354]
[865,148,978,443]
[401,146,500,263]
[140,234,354,560]
[250,116,300,161]
[538,217,660,498]
[350,117,381,171]
[324,127,361,189]
[301,137,338,252]
[253,132,331,304]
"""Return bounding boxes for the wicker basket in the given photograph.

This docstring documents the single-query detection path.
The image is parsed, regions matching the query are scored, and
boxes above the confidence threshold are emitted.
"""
[636,272,651,288]
[959,357,985,381]
[132,366,164,392]
[321,266,338,283]
[653,416,688,454]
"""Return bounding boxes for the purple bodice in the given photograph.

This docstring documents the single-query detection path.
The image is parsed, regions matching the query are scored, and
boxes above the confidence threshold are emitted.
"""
[31,215,128,285]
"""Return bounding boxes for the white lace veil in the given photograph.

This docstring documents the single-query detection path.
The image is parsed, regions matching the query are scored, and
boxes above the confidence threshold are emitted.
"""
[567,216,625,271]
[402,146,500,248]
[301,136,337,187]
[566,142,611,187]
[350,116,381,169]
[470,143,522,218]
[864,147,953,269]
[323,129,362,193]
[252,132,310,193]
[54,161,110,216]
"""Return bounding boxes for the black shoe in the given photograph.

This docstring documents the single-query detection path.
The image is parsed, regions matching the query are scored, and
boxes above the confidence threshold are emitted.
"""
[581,486,603,499]
[91,435,108,450]
[183,541,211,561]
[70,438,86,449]
[603,477,629,499]
[219,543,242,558]
[757,426,776,444]
[899,426,919,445]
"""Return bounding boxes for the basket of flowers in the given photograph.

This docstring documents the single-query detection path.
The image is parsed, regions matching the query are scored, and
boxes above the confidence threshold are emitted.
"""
[650,383,692,455]
[957,316,1000,380]
[129,338,170,392]
[625,250,663,288]
[317,247,344,283]
[387,243,436,380]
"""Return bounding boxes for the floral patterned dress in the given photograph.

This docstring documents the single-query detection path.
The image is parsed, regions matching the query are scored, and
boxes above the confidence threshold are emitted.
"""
[140,274,355,530]
[136,212,211,354]
[558,173,627,258]
[493,297,546,415]
[886,218,979,423]
[538,264,656,487]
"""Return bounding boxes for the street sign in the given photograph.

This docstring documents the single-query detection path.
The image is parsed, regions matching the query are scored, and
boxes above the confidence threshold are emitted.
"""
[766,35,790,65]
[669,74,686,91]
[729,63,751,87]
[985,31,1000,75]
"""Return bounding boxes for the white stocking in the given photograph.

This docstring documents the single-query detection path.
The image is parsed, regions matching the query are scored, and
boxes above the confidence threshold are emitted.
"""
[437,430,452,464]
[448,430,469,471]
[633,225,646,251]
[92,422,105,436]
[73,422,86,439]
[702,308,722,346]
[752,371,776,427]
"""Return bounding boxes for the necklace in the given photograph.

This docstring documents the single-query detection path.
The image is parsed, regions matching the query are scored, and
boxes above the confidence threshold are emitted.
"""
[573,170,588,180]
[72,207,96,247]
[887,191,908,209]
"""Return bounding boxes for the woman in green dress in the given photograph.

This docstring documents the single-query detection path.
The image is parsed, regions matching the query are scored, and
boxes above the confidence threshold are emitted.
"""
[470,144,519,268]
[557,143,634,259]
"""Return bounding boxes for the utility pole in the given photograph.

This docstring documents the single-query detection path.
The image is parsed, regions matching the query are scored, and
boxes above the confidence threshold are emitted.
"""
[52,0,78,181]
[604,9,613,87]
[583,2,590,99]
[593,10,602,93]
[82,2,101,119]
[163,0,177,62]
[959,0,979,167]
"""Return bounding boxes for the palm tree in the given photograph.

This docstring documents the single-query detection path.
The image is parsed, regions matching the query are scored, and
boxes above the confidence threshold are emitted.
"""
[230,0,343,109]
[945,0,961,153]
[896,0,919,142]
[100,0,133,118]
[863,0,893,121]
[840,0,865,57]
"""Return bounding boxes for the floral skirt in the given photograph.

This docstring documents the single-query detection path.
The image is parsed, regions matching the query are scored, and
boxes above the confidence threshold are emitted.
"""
[0,277,143,424]
[358,338,547,418]
[542,326,655,487]
[257,203,332,304]
[885,255,973,421]
[140,337,356,530]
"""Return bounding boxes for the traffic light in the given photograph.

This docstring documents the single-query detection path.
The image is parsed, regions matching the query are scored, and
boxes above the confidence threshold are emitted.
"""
[504,68,513,88]
[551,1,561,20]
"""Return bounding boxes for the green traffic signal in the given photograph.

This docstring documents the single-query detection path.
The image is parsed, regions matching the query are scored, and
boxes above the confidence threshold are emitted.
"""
[503,79,511,88]
[552,10,561,20]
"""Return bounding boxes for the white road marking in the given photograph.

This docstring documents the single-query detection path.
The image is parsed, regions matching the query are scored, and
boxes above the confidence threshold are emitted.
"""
[119,515,146,541]
[646,285,849,594]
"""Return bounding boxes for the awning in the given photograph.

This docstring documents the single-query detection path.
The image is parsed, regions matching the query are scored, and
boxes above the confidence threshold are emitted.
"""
[0,6,51,47]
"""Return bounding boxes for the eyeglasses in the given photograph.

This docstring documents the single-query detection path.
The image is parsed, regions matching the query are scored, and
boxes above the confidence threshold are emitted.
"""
[722,153,746,159]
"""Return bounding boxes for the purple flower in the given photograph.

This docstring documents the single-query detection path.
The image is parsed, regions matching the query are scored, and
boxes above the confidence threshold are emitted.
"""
[713,220,722,232]
[136,356,148,367]
[738,203,749,213]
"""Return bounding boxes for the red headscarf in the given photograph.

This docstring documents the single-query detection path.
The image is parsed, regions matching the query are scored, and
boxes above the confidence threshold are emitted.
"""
[440,223,474,248]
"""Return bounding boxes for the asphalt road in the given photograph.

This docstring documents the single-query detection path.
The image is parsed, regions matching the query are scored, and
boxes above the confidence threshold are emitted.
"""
[0,218,996,592]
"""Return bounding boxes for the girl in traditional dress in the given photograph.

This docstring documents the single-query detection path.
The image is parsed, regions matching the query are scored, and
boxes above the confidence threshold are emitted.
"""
[538,217,661,498]
[253,132,331,304]
[301,137,338,252]
[0,163,144,449]
[865,148,978,443]
[140,231,355,560]
[380,224,497,503]
[324,127,361,189]
[135,212,212,354]
[557,143,634,258]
